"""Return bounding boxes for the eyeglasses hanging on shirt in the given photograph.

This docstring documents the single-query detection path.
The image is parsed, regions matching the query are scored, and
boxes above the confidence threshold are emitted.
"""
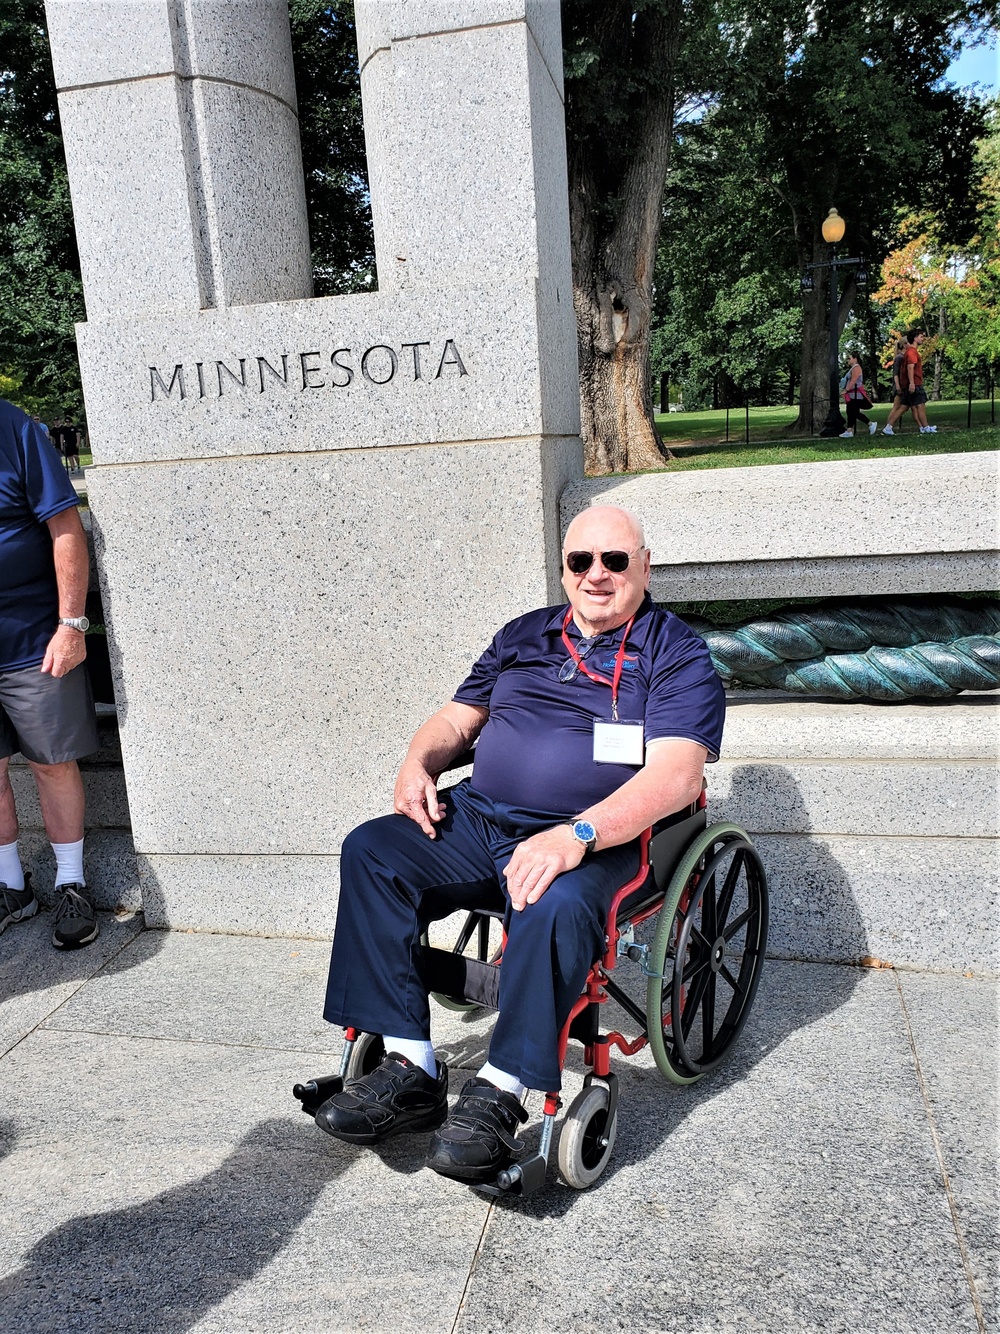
[559,607,645,765]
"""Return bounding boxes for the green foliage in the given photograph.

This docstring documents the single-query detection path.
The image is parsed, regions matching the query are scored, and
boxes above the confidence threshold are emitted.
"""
[289,0,374,296]
[654,0,998,408]
[0,0,85,418]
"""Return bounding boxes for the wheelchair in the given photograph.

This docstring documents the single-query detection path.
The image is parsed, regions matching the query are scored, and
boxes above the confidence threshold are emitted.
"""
[294,785,768,1196]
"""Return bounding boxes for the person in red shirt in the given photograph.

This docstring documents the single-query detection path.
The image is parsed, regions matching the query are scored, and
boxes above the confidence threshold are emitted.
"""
[901,329,935,434]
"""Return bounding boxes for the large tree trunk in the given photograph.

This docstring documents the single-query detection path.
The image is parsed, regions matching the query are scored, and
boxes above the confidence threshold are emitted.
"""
[788,237,857,434]
[565,1,681,475]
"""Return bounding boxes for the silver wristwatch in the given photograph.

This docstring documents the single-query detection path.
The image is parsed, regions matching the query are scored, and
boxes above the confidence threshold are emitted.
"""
[568,819,598,853]
[58,616,90,632]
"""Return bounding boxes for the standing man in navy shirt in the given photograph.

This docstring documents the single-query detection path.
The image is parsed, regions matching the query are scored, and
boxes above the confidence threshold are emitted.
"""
[0,399,100,949]
[319,505,724,1183]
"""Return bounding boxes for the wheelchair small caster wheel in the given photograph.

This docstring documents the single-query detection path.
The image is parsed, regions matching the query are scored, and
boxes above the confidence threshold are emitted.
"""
[345,1032,385,1082]
[557,1084,617,1189]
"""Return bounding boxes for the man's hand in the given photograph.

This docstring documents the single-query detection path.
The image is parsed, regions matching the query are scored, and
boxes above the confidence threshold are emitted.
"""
[41,625,86,677]
[393,757,446,838]
[503,824,584,912]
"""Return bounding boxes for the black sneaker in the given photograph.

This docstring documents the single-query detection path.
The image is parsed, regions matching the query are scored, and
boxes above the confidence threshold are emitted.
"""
[315,1052,449,1144]
[0,873,38,935]
[425,1077,529,1183]
[51,882,99,950]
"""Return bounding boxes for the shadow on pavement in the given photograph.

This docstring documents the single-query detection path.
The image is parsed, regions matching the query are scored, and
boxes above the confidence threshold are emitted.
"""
[0,1118,344,1334]
[501,764,869,1216]
[0,913,163,1016]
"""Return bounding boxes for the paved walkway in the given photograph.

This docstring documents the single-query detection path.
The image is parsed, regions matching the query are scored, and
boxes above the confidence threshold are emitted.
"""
[0,914,995,1333]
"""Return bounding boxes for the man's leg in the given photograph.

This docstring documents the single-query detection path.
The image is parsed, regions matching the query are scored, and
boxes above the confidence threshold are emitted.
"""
[28,759,84,843]
[426,841,640,1183]
[323,792,502,1043]
[317,787,504,1144]
[0,664,98,948]
[0,755,38,933]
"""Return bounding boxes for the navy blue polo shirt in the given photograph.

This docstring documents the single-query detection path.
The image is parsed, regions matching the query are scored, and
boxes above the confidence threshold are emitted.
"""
[454,594,725,818]
[0,399,81,671]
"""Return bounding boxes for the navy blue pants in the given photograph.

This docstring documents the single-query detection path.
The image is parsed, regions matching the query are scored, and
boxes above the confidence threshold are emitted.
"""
[323,780,640,1090]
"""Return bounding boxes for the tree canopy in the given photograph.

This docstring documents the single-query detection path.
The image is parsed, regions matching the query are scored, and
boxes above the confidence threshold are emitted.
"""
[652,0,997,420]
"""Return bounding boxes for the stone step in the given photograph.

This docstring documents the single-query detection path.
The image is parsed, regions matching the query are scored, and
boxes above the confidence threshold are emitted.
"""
[712,695,998,976]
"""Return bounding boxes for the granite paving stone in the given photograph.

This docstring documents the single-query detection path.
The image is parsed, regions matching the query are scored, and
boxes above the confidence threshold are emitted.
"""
[0,910,145,1058]
[40,928,500,1065]
[2,928,993,1332]
[0,1029,488,1334]
[896,971,998,1329]
[455,962,984,1334]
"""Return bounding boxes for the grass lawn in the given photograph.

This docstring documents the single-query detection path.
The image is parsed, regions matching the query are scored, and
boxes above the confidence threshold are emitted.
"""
[654,398,999,472]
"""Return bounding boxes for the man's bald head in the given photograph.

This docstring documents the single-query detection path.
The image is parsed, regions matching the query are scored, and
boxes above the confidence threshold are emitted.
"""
[563,505,645,554]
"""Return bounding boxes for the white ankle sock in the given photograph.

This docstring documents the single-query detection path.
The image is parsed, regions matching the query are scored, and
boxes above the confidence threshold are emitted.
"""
[382,1036,437,1078]
[478,1061,526,1099]
[50,838,85,888]
[0,839,24,891]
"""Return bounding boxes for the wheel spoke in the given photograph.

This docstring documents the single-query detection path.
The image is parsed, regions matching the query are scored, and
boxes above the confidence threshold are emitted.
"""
[680,965,712,1038]
[723,903,758,942]
[701,970,718,1050]
[719,961,745,994]
[681,948,711,985]
[690,924,712,951]
[715,849,746,933]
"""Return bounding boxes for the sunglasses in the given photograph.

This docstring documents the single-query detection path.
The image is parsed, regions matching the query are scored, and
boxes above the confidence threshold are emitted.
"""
[564,547,644,575]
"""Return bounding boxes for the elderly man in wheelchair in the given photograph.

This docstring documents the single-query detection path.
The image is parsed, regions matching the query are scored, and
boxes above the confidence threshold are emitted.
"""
[296,504,767,1195]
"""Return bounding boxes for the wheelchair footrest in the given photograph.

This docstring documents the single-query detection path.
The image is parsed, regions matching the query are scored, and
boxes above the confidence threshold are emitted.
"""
[292,1073,344,1117]
[420,946,500,1010]
[473,1153,548,1198]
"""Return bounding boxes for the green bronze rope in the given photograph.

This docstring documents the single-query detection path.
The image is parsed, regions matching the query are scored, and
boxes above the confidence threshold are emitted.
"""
[681,596,1000,699]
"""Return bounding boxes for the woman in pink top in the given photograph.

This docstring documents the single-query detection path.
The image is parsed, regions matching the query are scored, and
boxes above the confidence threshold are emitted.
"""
[840,353,877,438]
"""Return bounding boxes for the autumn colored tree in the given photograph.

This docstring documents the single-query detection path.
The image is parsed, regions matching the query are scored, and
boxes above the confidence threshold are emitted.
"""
[874,103,1000,394]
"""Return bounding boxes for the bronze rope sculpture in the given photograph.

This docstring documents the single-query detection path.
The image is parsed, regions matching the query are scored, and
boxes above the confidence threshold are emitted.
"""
[680,596,1000,700]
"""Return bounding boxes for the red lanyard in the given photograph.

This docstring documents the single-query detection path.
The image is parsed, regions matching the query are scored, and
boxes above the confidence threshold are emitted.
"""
[561,607,635,721]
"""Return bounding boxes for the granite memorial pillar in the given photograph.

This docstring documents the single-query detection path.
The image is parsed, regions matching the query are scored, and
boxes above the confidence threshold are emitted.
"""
[46,0,582,933]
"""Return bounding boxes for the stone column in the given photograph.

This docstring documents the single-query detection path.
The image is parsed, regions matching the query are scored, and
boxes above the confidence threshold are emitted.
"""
[47,0,581,934]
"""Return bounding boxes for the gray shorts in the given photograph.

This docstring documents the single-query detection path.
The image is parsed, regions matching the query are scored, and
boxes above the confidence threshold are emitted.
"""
[0,663,100,765]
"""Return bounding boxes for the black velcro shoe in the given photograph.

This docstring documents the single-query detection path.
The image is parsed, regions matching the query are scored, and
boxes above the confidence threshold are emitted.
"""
[314,1053,449,1145]
[51,883,99,950]
[0,874,38,935]
[425,1078,529,1183]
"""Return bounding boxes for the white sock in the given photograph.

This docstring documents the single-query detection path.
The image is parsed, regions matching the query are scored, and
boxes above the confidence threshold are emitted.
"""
[0,839,24,891]
[478,1060,526,1099]
[382,1036,438,1078]
[50,838,85,888]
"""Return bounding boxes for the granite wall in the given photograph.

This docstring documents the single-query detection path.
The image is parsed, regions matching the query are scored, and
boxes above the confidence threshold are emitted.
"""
[48,0,582,932]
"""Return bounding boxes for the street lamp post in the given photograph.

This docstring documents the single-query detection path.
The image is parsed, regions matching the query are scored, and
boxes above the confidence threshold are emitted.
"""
[801,208,867,437]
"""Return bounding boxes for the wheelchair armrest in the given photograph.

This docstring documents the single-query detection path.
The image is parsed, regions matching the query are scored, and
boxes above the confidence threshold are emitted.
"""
[440,747,476,774]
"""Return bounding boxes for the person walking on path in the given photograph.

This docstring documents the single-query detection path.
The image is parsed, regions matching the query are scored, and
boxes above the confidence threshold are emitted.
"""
[0,398,101,950]
[839,354,877,438]
[884,330,935,436]
[881,338,910,435]
[902,328,935,434]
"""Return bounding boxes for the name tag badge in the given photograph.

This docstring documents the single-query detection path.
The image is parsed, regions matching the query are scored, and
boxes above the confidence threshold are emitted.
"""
[593,719,645,766]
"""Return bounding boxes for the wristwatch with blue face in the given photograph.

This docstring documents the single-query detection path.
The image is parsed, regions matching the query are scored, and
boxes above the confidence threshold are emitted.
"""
[569,819,597,853]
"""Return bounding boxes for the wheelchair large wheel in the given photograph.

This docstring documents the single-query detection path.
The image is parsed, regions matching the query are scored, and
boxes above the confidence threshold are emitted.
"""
[557,1083,618,1189]
[345,1032,385,1082]
[645,823,767,1085]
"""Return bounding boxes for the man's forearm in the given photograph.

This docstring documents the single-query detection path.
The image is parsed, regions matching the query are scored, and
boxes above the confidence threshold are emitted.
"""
[52,526,89,617]
[405,705,485,777]
[579,748,705,852]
